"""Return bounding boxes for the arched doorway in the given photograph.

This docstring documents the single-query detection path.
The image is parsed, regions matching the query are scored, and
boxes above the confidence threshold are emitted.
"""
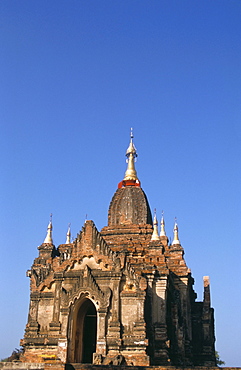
[73,299,97,363]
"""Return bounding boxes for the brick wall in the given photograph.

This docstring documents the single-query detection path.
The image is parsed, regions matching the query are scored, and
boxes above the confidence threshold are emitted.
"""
[1,363,241,370]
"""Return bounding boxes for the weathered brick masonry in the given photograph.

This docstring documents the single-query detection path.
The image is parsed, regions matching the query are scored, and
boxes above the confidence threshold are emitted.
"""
[1,364,241,370]
[20,133,216,367]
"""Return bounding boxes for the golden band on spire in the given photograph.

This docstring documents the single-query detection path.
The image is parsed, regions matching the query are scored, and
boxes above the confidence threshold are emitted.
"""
[124,128,139,181]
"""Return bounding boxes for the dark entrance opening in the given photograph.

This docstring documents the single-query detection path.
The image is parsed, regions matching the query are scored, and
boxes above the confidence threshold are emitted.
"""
[74,299,97,363]
[82,302,97,363]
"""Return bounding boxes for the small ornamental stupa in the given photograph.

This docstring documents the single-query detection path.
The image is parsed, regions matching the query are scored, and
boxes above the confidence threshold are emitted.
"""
[20,131,216,367]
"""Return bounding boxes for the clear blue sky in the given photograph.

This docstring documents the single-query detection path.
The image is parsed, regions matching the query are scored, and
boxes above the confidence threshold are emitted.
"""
[1,1,241,366]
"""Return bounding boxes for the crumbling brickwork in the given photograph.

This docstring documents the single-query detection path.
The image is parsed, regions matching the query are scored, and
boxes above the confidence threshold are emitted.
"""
[20,135,216,367]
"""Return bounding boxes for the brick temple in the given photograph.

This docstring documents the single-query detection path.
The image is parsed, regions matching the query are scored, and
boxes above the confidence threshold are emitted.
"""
[20,132,216,367]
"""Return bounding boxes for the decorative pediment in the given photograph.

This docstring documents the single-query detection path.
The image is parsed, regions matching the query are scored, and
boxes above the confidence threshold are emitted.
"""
[72,221,123,271]
[68,266,112,309]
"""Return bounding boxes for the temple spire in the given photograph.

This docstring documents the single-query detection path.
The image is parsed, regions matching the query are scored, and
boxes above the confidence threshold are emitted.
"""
[66,223,71,244]
[44,214,53,244]
[151,209,160,241]
[172,218,180,245]
[124,128,139,181]
[160,211,166,237]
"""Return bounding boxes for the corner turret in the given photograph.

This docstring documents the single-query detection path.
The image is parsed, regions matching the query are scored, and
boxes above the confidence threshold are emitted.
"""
[44,215,53,244]
[172,219,180,245]
[151,209,160,241]
[160,212,166,237]
[66,224,71,244]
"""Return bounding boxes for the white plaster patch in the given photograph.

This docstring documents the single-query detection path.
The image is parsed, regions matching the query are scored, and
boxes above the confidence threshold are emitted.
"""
[134,341,145,345]
[73,256,101,270]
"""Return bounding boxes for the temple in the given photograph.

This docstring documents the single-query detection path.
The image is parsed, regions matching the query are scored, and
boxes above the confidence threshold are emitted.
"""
[20,132,216,366]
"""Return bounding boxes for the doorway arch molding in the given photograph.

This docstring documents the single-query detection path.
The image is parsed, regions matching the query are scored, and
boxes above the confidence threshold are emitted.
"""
[67,286,112,363]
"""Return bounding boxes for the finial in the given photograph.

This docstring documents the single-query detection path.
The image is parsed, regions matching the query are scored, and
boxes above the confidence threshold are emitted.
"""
[124,128,139,181]
[203,276,211,306]
[44,214,53,244]
[172,218,180,245]
[66,223,71,244]
[151,209,160,241]
[203,276,210,288]
[160,210,166,237]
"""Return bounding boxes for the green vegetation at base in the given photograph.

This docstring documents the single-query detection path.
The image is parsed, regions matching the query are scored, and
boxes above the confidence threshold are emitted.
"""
[216,351,225,366]
[0,348,24,362]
